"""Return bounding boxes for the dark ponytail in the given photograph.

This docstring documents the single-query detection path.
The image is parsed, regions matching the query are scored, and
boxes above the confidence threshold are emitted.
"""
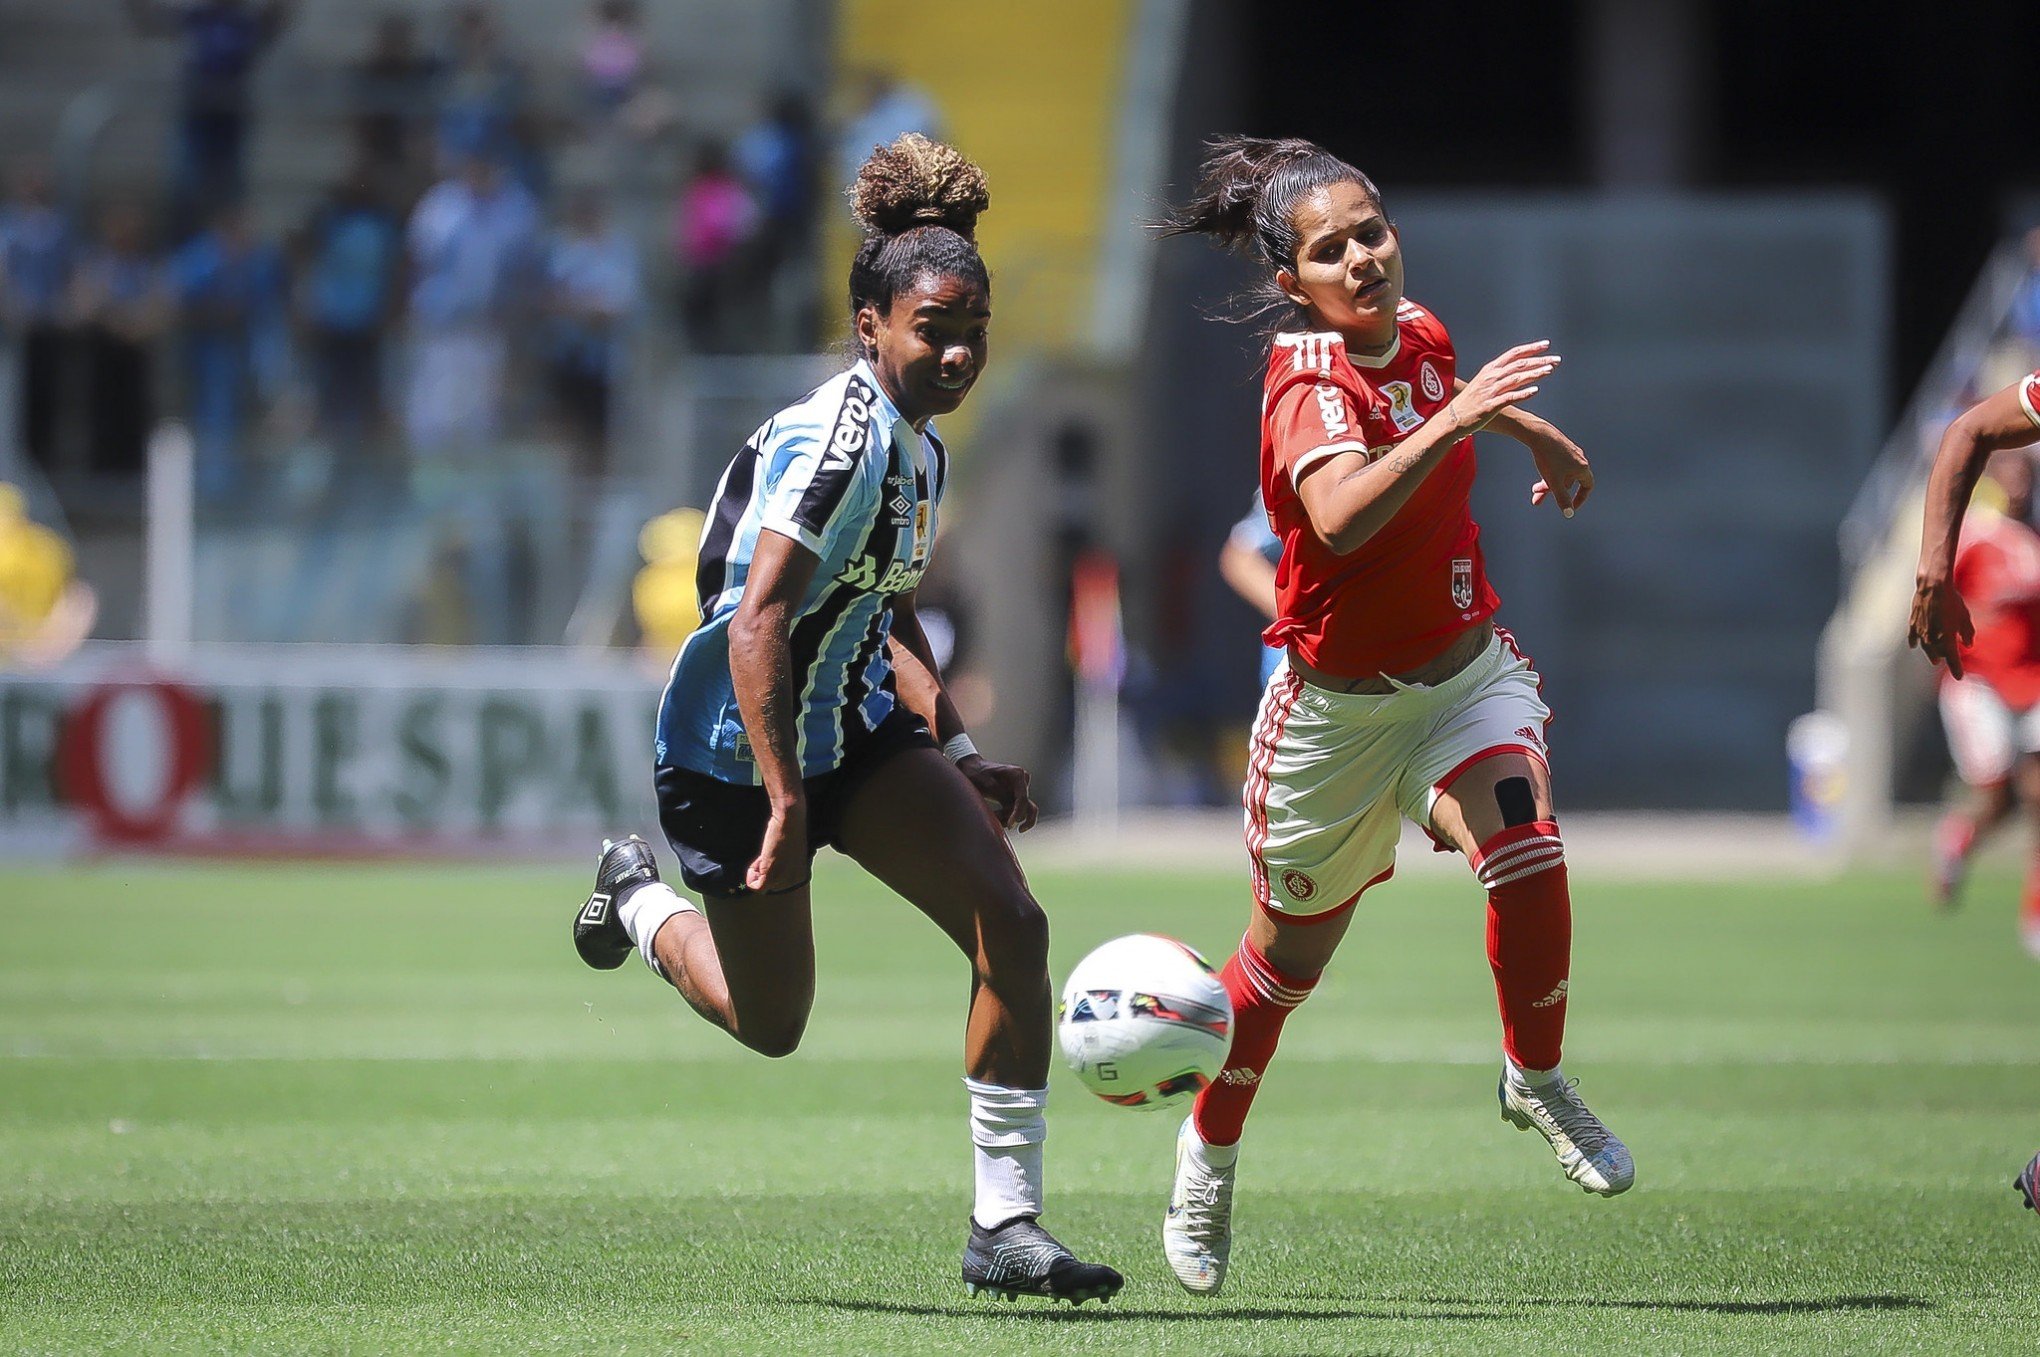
[846,133,991,353]
[1157,135,1382,327]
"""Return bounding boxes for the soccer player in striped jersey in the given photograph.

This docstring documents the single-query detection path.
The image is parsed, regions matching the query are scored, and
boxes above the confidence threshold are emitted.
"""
[569,135,1120,1304]
[1156,137,1630,1295]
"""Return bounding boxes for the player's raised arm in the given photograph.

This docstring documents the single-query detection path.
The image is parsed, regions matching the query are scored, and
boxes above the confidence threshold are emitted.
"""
[1912,378,2040,674]
[1457,378,1594,516]
[1297,342,1555,554]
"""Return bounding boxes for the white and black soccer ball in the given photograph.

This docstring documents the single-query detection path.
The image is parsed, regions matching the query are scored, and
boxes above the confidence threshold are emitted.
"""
[1057,934,1233,1111]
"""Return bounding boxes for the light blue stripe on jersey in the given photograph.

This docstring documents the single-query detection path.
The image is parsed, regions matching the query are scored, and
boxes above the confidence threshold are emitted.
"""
[654,360,943,783]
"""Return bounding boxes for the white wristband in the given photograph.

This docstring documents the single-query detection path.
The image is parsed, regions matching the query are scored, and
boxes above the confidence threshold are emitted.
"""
[941,733,979,764]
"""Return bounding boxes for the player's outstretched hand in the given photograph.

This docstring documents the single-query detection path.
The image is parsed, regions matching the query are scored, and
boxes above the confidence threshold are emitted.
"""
[1908,577,1974,678]
[961,755,1038,833]
[746,799,810,893]
[1449,341,1558,432]
[1528,430,1593,519]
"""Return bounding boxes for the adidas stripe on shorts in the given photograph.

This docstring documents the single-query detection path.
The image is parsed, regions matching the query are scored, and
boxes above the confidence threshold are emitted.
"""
[1246,628,1551,919]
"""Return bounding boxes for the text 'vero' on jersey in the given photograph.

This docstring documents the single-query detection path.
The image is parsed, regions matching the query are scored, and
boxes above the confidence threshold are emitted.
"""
[656,360,945,783]
[1259,299,1500,677]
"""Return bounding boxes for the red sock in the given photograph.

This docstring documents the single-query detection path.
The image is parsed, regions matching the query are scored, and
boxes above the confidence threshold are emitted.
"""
[1936,812,1979,864]
[1191,935,1318,1147]
[1474,820,1571,1072]
[2021,860,2040,938]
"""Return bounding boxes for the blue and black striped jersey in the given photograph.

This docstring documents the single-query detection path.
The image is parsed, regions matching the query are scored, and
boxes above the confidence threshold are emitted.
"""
[655,360,946,783]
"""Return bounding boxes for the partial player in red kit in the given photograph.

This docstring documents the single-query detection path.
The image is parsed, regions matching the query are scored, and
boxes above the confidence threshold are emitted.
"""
[1910,370,2040,1219]
[1922,448,2040,930]
[1912,375,2040,951]
[1155,137,1628,1296]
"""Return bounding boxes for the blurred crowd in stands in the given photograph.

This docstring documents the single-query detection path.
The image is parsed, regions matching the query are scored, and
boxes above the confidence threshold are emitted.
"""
[0,1,921,511]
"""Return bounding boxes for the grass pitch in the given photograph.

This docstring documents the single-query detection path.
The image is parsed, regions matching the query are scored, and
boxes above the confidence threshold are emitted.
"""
[2,852,2037,1355]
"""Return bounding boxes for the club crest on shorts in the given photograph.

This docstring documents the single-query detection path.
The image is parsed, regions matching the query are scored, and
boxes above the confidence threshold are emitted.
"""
[1281,869,1318,901]
[1419,360,1444,402]
[1451,557,1474,610]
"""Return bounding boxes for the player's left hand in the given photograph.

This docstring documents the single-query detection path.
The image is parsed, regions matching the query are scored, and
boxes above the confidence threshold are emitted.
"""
[960,755,1039,833]
[1908,576,1974,677]
[1528,432,1593,518]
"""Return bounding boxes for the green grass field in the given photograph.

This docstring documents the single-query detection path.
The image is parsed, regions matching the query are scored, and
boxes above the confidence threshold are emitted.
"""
[3,854,2037,1355]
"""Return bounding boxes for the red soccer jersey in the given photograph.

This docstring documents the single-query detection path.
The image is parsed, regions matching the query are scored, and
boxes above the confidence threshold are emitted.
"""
[1258,300,1498,676]
[1950,508,2040,708]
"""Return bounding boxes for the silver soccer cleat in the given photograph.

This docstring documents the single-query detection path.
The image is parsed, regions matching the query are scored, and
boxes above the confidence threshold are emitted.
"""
[1162,1116,1236,1295]
[1500,1067,1635,1196]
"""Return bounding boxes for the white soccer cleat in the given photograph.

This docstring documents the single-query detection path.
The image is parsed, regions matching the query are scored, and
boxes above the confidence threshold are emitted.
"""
[1162,1116,1236,1295]
[1499,1067,1635,1196]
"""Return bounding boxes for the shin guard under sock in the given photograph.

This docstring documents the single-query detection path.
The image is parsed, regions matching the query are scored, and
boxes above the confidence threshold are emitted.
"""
[1191,936,1318,1147]
[1474,820,1571,1073]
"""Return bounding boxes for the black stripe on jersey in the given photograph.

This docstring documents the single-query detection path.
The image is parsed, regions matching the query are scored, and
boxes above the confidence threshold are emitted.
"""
[788,440,906,764]
[695,430,763,616]
[790,372,880,539]
[840,429,925,730]
[925,427,948,500]
[837,609,892,735]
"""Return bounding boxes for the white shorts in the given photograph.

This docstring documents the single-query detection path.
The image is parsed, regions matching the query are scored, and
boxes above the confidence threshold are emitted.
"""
[1245,628,1552,919]
[1939,677,2040,786]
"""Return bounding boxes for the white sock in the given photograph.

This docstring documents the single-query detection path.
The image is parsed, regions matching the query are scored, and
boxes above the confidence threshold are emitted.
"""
[965,1077,1046,1230]
[1186,1123,1239,1170]
[616,881,697,974]
[1507,1055,1562,1089]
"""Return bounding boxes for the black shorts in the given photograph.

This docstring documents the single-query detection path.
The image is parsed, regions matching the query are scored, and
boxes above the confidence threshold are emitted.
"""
[654,708,935,896]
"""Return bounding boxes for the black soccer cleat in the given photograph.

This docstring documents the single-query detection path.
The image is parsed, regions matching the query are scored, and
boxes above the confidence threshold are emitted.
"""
[573,835,662,970]
[2015,1153,2040,1214]
[960,1216,1123,1306]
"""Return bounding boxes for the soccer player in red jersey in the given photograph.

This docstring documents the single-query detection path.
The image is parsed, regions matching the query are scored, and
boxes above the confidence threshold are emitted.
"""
[1919,448,2040,922]
[1156,137,1629,1294]
[1911,371,2040,1221]
[1911,376,2040,949]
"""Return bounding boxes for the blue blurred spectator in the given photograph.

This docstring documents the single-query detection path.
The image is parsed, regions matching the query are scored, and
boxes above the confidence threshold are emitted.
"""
[671,141,757,352]
[735,91,819,347]
[349,12,442,202]
[405,153,541,644]
[296,164,403,461]
[125,0,290,233]
[2005,228,2040,350]
[169,202,289,501]
[835,70,942,187]
[1219,491,1285,686]
[70,203,169,477]
[435,3,543,194]
[579,0,646,122]
[0,160,74,474]
[544,190,639,477]
[404,154,540,455]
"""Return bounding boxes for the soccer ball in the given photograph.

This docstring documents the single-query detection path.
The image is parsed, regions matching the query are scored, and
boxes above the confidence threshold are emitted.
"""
[1057,934,1233,1110]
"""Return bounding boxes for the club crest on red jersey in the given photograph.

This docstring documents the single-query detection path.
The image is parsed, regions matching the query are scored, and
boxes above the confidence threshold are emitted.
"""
[1451,557,1474,610]
[1381,381,1423,433]
[1419,361,1444,402]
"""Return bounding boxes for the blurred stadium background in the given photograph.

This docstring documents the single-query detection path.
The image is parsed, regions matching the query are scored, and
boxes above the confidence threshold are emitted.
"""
[1,0,2035,858]
[6,3,2040,1352]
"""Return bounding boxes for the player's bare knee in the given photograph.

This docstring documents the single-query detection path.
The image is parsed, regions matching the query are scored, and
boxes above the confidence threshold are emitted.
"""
[978,891,1050,979]
[736,1017,807,1059]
